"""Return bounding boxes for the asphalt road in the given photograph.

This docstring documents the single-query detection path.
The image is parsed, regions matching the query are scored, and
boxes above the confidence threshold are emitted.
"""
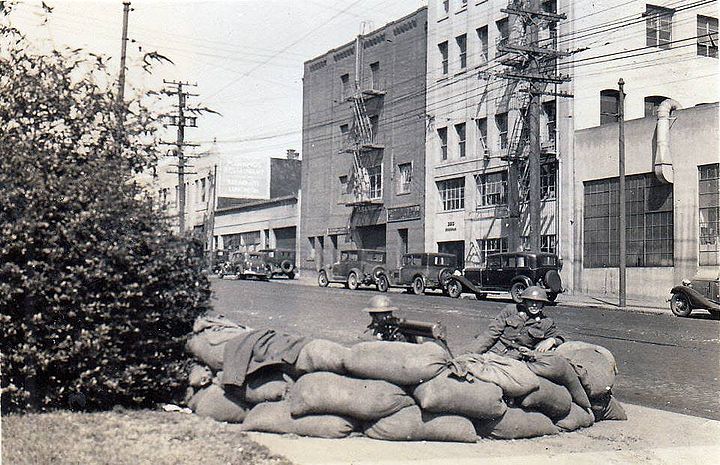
[209,277,720,421]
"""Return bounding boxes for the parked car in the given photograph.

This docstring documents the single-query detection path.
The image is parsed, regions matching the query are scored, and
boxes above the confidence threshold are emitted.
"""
[258,249,298,279]
[217,251,245,278]
[375,253,458,295]
[669,269,720,318]
[445,252,564,303]
[317,249,386,290]
[208,249,229,275]
[218,251,271,280]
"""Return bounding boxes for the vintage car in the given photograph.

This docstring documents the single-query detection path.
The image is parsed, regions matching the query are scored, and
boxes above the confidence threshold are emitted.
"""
[317,249,386,290]
[669,269,720,318]
[218,251,271,280]
[258,249,298,279]
[445,251,564,303]
[375,253,458,295]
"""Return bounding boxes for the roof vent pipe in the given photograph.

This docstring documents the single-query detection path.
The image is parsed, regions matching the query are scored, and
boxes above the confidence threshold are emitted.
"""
[654,98,681,184]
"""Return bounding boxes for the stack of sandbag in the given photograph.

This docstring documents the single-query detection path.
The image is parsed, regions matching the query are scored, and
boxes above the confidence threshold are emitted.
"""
[185,322,625,442]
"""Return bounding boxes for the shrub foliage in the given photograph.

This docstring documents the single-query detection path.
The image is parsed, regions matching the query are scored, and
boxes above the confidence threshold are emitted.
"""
[0,12,211,412]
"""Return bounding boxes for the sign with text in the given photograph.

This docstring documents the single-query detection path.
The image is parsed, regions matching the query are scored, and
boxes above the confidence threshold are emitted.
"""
[218,154,270,199]
[387,204,421,223]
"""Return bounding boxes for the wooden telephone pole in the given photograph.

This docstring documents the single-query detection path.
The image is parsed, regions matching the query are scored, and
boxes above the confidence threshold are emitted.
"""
[117,2,131,104]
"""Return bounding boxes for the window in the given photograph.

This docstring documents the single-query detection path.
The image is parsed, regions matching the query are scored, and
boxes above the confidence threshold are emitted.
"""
[697,15,718,57]
[495,112,508,149]
[476,118,488,155]
[496,17,509,52]
[456,34,467,69]
[455,122,466,158]
[600,89,620,125]
[478,238,508,266]
[583,173,673,268]
[368,165,382,199]
[340,73,350,99]
[438,127,448,160]
[339,175,349,202]
[201,177,206,203]
[442,0,449,14]
[542,0,557,13]
[644,95,669,117]
[477,171,507,207]
[369,115,379,142]
[543,100,556,143]
[340,124,349,135]
[397,162,412,194]
[699,163,719,265]
[370,61,381,89]
[541,162,557,200]
[477,26,489,62]
[438,178,465,211]
[541,235,557,254]
[645,5,673,49]
[439,41,449,75]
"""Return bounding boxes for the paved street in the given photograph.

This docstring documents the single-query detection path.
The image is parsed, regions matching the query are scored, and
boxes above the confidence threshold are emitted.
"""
[210,277,720,421]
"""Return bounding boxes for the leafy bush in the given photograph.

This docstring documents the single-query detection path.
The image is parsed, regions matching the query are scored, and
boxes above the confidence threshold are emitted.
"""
[0,11,211,412]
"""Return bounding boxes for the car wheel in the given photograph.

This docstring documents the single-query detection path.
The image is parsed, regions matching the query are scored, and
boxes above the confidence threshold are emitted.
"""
[287,271,295,280]
[412,276,425,295]
[318,270,329,287]
[446,279,462,299]
[347,272,359,290]
[547,291,558,302]
[218,272,224,279]
[510,282,527,303]
[670,293,692,317]
[376,274,389,293]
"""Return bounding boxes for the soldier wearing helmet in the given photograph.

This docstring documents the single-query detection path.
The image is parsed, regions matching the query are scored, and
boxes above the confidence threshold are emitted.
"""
[465,286,564,359]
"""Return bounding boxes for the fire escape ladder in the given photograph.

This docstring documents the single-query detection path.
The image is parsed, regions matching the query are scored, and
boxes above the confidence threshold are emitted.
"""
[352,96,373,145]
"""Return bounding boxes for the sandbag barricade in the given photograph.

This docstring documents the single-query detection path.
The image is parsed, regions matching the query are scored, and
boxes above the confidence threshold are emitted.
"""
[185,316,625,442]
[364,405,477,443]
[344,341,449,385]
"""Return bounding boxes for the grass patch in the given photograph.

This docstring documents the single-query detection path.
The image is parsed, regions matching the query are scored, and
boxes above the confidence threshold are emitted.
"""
[2,409,294,465]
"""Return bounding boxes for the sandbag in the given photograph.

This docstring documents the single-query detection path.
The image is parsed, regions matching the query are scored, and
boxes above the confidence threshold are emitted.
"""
[288,372,414,420]
[591,393,628,421]
[188,384,250,423]
[243,367,294,404]
[364,405,477,443]
[186,315,251,370]
[555,343,616,399]
[519,377,572,421]
[451,352,539,398]
[295,339,349,374]
[524,353,591,409]
[555,402,595,431]
[413,369,506,419]
[188,364,213,388]
[241,401,355,439]
[475,408,559,439]
[344,341,449,385]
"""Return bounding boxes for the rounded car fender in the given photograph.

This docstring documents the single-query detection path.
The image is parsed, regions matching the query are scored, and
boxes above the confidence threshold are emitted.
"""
[512,275,533,287]
[371,265,387,280]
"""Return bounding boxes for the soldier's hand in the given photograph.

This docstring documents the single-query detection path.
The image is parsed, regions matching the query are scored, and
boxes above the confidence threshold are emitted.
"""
[535,338,556,352]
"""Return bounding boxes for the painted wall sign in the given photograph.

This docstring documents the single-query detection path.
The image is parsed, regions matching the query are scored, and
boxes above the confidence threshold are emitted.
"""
[387,204,421,222]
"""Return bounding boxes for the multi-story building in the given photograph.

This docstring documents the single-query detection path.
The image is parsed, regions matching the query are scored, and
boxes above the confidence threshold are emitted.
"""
[300,7,428,271]
[424,0,718,299]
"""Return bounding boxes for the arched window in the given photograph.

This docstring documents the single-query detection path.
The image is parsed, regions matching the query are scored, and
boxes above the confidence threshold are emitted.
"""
[600,89,620,125]
[644,95,670,117]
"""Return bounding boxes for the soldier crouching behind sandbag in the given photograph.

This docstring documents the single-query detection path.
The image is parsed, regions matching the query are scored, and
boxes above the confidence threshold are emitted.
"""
[465,286,564,359]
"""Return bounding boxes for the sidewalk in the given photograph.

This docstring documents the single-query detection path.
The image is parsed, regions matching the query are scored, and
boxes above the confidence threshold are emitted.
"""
[248,403,720,465]
[277,272,671,316]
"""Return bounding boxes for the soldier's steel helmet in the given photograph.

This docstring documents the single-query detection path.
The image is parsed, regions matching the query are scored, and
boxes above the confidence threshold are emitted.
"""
[364,295,399,313]
[520,286,550,303]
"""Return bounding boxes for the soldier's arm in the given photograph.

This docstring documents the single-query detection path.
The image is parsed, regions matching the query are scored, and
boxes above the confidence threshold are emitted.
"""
[465,306,511,354]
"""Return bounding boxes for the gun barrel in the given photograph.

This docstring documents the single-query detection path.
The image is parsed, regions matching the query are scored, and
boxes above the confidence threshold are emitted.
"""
[397,318,447,341]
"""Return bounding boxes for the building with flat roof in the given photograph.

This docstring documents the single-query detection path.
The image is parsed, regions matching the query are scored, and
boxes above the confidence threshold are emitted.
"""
[300,7,428,271]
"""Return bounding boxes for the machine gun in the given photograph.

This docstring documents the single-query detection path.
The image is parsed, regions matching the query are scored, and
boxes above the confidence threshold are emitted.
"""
[364,295,452,356]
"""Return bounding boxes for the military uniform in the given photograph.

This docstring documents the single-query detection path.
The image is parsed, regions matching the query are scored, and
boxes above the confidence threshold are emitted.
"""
[468,304,564,359]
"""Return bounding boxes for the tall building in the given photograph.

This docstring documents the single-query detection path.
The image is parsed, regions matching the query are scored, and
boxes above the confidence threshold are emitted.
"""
[300,7,428,271]
[424,0,718,299]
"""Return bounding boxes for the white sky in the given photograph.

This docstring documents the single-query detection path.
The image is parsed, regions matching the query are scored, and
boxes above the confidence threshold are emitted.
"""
[9,0,427,159]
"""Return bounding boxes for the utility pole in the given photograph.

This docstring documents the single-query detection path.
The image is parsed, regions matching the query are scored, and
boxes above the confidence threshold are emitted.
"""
[206,164,218,270]
[162,80,199,233]
[500,0,571,252]
[618,78,626,308]
[117,2,131,104]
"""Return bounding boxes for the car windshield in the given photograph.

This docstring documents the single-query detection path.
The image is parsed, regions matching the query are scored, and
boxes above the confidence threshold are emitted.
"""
[434,256,455,266]
[540,256,556,266]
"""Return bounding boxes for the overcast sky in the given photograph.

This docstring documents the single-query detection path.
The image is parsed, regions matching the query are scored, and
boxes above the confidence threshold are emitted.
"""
[9,0,427,159]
